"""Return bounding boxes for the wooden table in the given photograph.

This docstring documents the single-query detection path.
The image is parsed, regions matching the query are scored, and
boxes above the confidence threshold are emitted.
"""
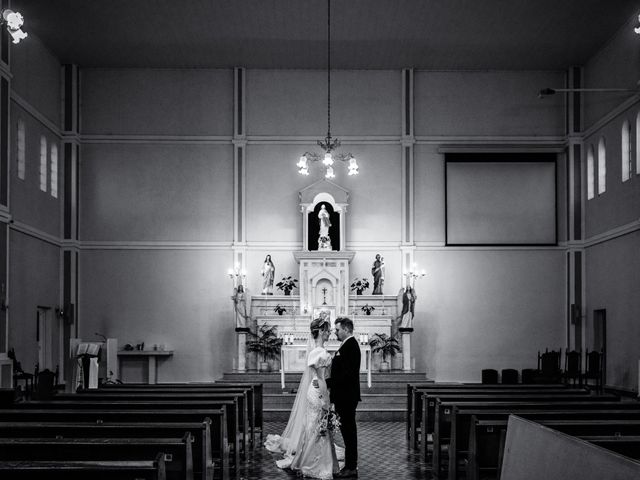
[117,351,173,384]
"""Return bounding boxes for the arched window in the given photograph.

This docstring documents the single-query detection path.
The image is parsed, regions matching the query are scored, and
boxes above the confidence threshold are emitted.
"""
[16,119,25,180]
[50,143,58,198]
[39,135,47,192]
[621,120,631,181]
[597,137,606,194]
[587,145,595,200]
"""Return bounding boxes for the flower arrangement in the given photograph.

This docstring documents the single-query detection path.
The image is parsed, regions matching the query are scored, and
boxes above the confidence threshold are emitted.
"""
[273,304,287,315]
[369,333,400,363]
[350,278,370,295]
[246,324,283,367]
[276,276,298,295]
[361,304,375,315]
[317,405,341,437]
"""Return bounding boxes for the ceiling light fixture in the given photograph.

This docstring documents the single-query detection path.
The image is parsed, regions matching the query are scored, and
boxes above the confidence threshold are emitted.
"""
[1,9,27,44]
[297,0,358,179]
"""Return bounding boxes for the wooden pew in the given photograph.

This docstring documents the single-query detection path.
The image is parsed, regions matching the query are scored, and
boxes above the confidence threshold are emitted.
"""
[16,399,240,468]
[468,418,640,480]
[91,382,262,446]
[99,382,263,443]
[0,420,213,480]
[433,397,624,478]
[58,390,251,456]
[0,433,193,480]
[407,383,573,446]
[426,392,616,468]
[0,408,229,474]
[500,415,640,480]
[445,405,640,480]
[415,387,591,449]
[0,451,167,480]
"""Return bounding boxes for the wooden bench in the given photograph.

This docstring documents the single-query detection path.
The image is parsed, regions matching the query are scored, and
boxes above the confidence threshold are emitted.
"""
[0,452,166,479]
[468,418,640,480]
[0,434,193,480]
[0,420,213,480]
[500,416,640,480]
[58,390,251,456]
[415,387,592,449]
[427,393,617,469]
[98,382,263,443]
[445,405,640,480]
[0,408,229,474]
[407,383,574,446]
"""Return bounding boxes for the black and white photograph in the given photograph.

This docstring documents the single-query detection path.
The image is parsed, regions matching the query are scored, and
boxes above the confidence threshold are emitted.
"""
[0,1,639,479]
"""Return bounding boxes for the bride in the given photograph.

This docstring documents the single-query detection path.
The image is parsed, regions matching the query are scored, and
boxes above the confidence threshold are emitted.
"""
[265,316,342,479]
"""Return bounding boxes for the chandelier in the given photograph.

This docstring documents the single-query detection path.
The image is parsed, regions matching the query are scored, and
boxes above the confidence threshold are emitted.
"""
[297,0,358,179]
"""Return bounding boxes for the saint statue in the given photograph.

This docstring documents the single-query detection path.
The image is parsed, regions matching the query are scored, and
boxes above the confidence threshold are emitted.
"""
[371,254,385,295]
[318,204,332,250]
[232,284,251,331]
[397,286,416,330]
[261,255,275,295]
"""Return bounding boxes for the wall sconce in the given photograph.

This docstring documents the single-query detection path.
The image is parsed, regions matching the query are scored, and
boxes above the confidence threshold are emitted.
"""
[227,264,246,289]
[1,10,27,44]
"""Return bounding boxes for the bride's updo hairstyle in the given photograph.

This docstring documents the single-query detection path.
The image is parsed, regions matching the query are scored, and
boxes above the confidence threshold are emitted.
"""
[310,317,330,339]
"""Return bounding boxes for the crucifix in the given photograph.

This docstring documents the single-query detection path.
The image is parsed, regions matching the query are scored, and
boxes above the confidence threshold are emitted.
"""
[321,287,328,305]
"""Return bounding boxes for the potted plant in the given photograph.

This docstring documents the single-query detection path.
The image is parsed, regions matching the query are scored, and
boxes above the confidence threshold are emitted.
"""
[273,304,287,316]
[276,276,298,296]
[350,278,370,295]
[369,333,400,372]
[246,324,283,372]
[361,304,375,315]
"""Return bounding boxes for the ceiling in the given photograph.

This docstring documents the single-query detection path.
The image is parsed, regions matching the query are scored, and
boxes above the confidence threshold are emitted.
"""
[11,0,639,70]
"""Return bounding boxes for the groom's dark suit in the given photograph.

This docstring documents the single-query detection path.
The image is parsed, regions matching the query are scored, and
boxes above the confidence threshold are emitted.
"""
[327,335,361,471]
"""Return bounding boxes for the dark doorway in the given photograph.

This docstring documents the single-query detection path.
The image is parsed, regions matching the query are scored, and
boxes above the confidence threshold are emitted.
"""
[593,308,606,386]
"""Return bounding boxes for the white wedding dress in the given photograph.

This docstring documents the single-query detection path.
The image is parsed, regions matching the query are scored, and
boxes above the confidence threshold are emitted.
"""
[265,346,343,479]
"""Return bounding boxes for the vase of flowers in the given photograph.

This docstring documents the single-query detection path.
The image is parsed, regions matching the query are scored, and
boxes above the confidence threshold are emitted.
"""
[276,276,298,296]
[274,304,287,316]
[350,278,370,295]
[361,304,375,315]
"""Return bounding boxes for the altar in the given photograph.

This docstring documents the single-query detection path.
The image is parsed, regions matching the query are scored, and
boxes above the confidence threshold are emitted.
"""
[234,179,415,376]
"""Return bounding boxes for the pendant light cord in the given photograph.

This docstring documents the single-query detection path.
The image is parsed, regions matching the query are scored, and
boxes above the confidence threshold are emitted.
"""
[327,0,331,140]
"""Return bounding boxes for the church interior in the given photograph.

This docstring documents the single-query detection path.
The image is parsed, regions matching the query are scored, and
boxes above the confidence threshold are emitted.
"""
[0,1,640,478]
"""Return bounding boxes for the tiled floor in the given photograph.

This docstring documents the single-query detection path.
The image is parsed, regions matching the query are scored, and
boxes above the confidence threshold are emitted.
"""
[234,421,429,480]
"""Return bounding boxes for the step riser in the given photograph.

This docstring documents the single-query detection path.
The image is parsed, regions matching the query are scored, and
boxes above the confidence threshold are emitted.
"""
[265,397,406,406]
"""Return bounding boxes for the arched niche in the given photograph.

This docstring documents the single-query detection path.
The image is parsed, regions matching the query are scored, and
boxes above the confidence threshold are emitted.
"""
[299,180,349,251]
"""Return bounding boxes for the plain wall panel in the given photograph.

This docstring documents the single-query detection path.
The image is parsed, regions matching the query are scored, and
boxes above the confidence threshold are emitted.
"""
[585,231,640,392]
[80,143,234,242]
[80,69,233,136]
[412,248,565,379]
[414,70,565,136]
[414,145,446,243]
[79,249,234,382]
[246,70,401,136]
[10,34,61,127]
[8,231,60,374]
[10,103,62,237]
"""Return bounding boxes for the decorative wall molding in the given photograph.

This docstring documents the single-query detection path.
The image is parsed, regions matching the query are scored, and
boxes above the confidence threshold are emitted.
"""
[419,135,566,145]
[437,143,566,153]
[10,221,62,247]
[10,91,61,137]
[80,134,233,145]
[584,219,640,248]
[79,241,233,250]
[582,93,640,139]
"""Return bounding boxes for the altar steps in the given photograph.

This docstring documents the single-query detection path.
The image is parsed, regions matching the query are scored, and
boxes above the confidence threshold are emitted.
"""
[218,371,431,421]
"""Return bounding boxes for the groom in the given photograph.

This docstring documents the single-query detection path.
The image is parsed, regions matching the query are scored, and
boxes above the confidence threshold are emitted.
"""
[328,317,361,478]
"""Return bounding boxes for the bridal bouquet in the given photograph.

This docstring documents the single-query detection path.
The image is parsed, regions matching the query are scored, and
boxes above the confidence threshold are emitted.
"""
[318,405,341,437]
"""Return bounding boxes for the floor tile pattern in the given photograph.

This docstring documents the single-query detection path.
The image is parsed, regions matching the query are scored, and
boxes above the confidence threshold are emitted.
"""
[233,421,429,480]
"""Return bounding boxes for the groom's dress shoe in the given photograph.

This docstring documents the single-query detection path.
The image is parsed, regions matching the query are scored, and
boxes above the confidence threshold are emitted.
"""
[334,468,358,478]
